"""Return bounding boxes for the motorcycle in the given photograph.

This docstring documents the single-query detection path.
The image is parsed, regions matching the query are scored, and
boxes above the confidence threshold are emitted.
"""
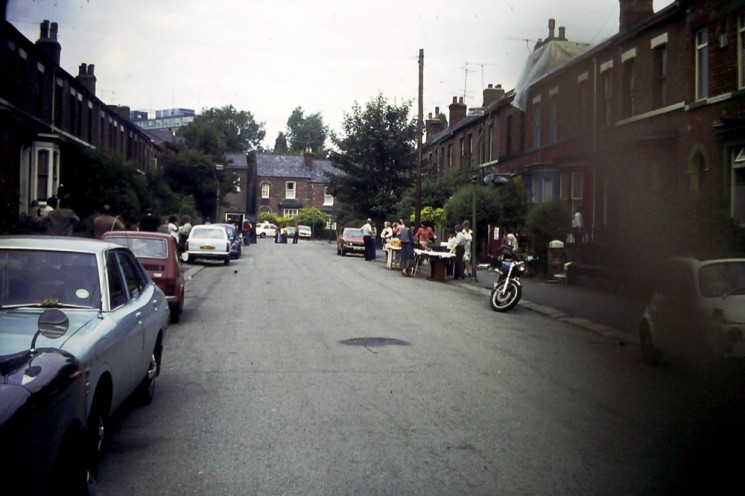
[490,247,526,312]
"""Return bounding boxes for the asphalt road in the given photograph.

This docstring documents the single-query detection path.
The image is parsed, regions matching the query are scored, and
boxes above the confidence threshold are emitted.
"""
[94,240,744,495]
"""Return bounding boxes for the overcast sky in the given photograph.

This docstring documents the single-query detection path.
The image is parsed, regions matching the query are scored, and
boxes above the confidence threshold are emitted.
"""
[8,0,674,150]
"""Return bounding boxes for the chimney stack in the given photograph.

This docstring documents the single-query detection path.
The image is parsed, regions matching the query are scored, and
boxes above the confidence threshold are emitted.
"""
[559,26,566,40]
[548,19,556,40]
[76,63,97,96]
[425,107,444,143]
[36,20,61,65]
[449,96,467,128]
[482,84,505,108]
[619,0,654,32]
[303,147,314,171]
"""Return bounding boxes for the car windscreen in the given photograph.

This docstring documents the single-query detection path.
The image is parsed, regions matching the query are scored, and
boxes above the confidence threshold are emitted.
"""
[107,236,168,259]
[699,261,745,297]
[0,249,102,309]
[344,229,363,237]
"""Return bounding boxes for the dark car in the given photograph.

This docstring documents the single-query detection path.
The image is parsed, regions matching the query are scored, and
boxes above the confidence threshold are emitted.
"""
[103,231,186,323]
[0,309,93,494]
[337,228,365,256]
[214,223,242,259]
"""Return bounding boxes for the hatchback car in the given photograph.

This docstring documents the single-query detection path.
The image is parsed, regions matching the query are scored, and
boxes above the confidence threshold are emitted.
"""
[298,225,312,239]
[0,236,170,473]
[103,231,186,322]
[183,224,231,265]
[337,228,365,256]
[256,222,277,239]
[213,223,242,259]
[639,256,745,366]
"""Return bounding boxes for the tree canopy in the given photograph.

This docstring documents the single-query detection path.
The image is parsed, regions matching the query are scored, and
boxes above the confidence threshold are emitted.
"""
[326,94,417,222]
[286,107,328,157]
[180,105,266,155]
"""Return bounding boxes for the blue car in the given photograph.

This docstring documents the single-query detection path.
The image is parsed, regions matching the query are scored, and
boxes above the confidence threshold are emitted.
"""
[214,223,243,259]
[0,236,170,472]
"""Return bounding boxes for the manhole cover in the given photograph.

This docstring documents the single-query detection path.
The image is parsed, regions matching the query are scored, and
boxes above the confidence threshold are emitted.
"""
[340,337,410,347]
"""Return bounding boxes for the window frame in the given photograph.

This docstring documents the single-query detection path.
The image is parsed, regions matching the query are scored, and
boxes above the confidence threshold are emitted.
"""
[695,27,709,101]
[261,182,270,199]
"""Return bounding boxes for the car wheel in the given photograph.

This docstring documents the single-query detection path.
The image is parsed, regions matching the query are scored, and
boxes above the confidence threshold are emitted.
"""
[55,424,93,494]
[170,301,182,323]
[86,393,108,475]
[223,256,230,266]
[260,233,266,238]
[640,324,660,365]
[137,337,162,406]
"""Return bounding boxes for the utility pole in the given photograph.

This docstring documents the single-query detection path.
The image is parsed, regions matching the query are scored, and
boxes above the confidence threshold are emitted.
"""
[416,49,423,227]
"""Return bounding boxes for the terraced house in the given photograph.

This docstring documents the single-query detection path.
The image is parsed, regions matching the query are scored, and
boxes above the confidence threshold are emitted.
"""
[0,4,162,229]
[425,0,745,255]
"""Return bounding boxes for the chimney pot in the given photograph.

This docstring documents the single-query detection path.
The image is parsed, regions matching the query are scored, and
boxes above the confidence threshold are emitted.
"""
[79,63,87,76]
[49,22,58,41]
[435,106,439,115]
[88,64,95,76]
[39,20,49,40]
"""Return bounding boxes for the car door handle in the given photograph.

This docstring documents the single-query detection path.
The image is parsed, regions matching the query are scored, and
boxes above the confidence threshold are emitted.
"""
[135,311,142,320]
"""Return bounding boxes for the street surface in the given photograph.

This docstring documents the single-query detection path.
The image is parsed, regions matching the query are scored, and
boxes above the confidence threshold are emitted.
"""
[96,240,744,495]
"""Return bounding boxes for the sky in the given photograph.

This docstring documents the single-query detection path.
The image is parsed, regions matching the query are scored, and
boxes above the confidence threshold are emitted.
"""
[7,0,674,150]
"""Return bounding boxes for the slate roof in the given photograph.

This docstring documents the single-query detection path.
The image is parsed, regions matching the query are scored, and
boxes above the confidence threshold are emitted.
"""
[225,152,340,183]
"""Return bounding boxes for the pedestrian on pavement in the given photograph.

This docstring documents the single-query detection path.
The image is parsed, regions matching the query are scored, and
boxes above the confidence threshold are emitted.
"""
[445,228,457,276]
[292,225,300,244]
[166,216,180,242]
[178,215,192,252]
[399,220,415,276]
[361,218,374,261]
[505,228,519,252]
[572,206,583,243]
[45,197,80,236]
[462,221,473,278]
[451,224,466,280]
[139,208,160,232]
[93,204,125,239]
[371,223,378,260]
[39,196,56,218]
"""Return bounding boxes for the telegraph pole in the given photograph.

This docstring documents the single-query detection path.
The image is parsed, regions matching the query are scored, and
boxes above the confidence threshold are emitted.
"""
[415,49,423,227]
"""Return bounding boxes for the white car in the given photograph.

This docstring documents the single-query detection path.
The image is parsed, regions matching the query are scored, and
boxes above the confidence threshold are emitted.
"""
[639,256,745,366]
[183,225,231,265]
[298,225,312,239]
[256,222,277,239]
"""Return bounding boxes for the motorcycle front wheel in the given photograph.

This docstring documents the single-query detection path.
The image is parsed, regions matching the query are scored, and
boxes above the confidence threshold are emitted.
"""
[490,280,522,312]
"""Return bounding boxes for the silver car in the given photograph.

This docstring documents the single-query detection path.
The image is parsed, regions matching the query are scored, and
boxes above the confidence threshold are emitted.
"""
[639,256,745,366]
[0,236,170,467]
[183,224,232,265]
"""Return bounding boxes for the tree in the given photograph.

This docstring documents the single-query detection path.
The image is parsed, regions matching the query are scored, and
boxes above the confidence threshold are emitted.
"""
[444,184,503,252]
[273,132,288,154]
[163,149,234,220]
[286,107,328,157]
[180,105,266,154]
[525,201,571,256]
[395,174,462,220]
[326,93,417,223]
[294,207,329,234]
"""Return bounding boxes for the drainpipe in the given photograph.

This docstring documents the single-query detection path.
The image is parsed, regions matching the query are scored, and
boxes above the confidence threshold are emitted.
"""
[591,56,598,243]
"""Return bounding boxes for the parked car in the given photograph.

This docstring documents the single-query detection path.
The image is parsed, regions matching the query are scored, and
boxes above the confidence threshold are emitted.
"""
[286,226,297,239]
[0,309,93,494]
[103,231,186,323]
[298,225,312,239]
[0,236,170,474]
[183,224,231,265]
[213,223,242,259]
[256,222,277,239]
[337,228,365,256]
[639,256,745,366]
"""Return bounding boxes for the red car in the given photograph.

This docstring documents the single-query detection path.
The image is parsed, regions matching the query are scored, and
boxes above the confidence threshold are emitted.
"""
[336,228,365,256]
[103,231,185,322]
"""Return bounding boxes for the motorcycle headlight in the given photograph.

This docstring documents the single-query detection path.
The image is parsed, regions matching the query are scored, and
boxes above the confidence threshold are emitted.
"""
[518,264,526,272]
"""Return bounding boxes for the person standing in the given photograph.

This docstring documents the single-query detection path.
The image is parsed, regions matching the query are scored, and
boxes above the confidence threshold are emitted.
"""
[415,222,435,250]
[451,224,466,280]
[505,228,519,252]
[292,225,300,244]
[380,221,393,246]
[572,206,583,243]
[398,220,415,276]
[361,218,373,261]
[45,197,80,236]
[93,204,125,239]
[178,215,192,252]
[461,221,473,278]
[39,196,56,218]
[139,208,160,232]
[166,216,179,242]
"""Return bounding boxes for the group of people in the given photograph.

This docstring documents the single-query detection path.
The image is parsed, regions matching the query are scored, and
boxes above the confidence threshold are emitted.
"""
[274,224,300,244]
[360,218,476,279]
[22,192,81,237]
